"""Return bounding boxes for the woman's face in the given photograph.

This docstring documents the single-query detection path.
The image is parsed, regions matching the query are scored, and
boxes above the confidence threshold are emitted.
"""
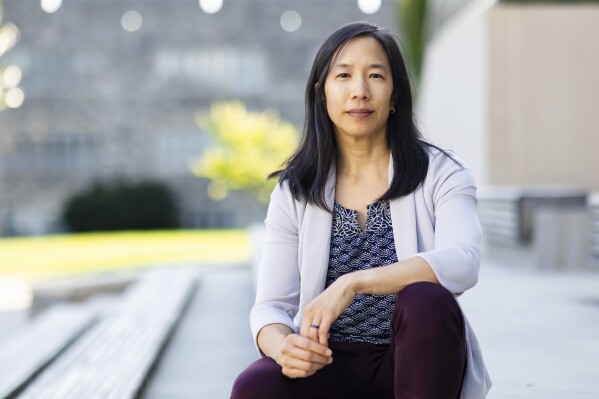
[323,36,394,144]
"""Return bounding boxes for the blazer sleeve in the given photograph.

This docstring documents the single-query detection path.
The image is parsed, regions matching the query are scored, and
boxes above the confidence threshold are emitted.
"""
[249,182,301,353]
[415,151,483,294]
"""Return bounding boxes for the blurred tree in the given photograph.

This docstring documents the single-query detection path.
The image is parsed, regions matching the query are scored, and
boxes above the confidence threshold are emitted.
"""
[0,0,22,111]
[191,101,299,203]
[398,0,428,89]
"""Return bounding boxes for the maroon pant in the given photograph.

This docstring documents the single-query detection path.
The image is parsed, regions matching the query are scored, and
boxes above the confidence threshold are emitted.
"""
[231,282,466,399]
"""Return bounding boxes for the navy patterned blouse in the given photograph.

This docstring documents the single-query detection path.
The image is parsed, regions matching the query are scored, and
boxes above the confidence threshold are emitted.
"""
[326,200,398,345]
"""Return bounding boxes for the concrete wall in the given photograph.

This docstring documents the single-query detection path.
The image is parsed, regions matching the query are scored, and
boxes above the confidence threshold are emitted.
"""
[488,4,599,189]
[418,0,492,185]
[418,1,599,191]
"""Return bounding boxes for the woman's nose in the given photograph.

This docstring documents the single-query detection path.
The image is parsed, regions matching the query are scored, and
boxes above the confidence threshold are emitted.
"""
[350,77,370,99]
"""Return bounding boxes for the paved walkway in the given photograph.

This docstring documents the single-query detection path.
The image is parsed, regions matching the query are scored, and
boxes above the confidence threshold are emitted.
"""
[141,264,258,399]
[459,260,599,398]
[2,260,597,398]
[142,260,599,398]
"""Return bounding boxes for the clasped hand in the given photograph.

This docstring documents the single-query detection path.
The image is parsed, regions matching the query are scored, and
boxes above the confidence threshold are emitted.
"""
[275,275,356,378]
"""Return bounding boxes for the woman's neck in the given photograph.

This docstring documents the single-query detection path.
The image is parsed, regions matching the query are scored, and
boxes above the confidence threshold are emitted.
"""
[336,139,390,180]
[335,139,390,230]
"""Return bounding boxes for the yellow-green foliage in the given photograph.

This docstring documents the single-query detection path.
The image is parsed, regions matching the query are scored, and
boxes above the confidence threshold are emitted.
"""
[191,101,299,203]
[0,230,250,279]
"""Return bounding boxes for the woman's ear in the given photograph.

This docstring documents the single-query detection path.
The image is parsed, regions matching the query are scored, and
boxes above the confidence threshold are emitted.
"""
[315,82,325,101]
[389,95,396,114]
[390,93,397,109]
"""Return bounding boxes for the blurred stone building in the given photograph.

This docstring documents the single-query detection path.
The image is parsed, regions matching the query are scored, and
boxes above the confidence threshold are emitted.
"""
[0,0,397,235]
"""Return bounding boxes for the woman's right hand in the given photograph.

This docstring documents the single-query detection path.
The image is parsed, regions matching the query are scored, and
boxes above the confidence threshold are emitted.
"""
[273,333,333,378]
[258,323,333,378]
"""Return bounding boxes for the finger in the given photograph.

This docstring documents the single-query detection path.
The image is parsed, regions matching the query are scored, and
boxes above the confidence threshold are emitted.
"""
[307,319,321,342]
[289,334,333,358]
[317,318,332,346]
[280,354,328,379]
[299,316,312,338]
[283,345,331,365]
[282,357,317,373]
[282,367,318,379]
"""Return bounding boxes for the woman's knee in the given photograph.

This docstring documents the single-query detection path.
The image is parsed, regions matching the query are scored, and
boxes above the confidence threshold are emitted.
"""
[392,282,464,332]
[231,358,289,399]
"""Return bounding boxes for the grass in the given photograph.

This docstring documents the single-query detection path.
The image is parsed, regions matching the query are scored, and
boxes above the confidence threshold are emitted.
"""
[0,229,250,280]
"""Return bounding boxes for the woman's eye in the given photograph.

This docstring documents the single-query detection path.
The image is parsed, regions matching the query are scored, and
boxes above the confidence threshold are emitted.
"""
[337,73,350,78]
[370,73,383,79]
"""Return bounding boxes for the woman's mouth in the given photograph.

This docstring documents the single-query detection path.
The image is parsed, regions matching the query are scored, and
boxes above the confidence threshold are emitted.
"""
[347,109,373,117]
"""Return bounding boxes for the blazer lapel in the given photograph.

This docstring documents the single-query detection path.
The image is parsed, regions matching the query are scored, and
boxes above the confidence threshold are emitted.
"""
[388,158,419,260]
[300,169,335,301]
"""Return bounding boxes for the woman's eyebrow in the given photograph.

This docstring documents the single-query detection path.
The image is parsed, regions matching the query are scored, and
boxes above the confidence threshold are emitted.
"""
[331,63,387,71]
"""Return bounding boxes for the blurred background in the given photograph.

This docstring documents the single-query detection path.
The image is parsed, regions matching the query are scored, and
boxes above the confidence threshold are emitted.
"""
[0,0,598,398]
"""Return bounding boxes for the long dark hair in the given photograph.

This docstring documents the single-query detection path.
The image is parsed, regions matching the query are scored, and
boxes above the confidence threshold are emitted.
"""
[271,21,432,211]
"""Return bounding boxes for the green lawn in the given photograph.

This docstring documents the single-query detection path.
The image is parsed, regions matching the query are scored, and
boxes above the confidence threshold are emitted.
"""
[0,229,250,280]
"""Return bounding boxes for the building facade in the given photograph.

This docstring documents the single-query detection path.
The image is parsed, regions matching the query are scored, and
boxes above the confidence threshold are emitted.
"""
[0,0,397,235]
[418,2,599,191]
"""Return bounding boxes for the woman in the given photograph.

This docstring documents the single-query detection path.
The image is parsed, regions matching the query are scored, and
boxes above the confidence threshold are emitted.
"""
[231,21,491,399]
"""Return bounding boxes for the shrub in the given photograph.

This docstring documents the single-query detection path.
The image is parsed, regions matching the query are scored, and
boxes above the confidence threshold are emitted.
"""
[62,179,180,232]
[191,101,299,203]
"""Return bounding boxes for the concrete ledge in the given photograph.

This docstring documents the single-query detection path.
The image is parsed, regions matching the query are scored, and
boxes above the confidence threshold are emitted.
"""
[31,270,139,315]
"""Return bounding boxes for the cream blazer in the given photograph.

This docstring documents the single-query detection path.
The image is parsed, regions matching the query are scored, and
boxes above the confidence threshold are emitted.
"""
[250,147,492,398]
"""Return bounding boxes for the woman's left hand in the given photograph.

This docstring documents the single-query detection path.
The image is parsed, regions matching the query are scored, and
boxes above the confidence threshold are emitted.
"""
[299,274,357,346]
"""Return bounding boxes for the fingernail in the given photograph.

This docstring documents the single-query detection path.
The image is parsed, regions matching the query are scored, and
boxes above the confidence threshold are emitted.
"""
[325,349,332,356]
[328,357,333,364]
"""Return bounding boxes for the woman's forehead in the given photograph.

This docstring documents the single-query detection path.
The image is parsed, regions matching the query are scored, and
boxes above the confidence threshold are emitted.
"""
[330,36,389,67]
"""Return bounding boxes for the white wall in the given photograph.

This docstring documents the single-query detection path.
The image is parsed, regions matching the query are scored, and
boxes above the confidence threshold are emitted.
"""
[418,2,599,190]
[487,4,599,190]
[417,0,494,185]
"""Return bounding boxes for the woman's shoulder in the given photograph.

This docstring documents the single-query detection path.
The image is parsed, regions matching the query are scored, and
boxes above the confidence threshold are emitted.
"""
[271,180,300,205]
[421,144,476,193]
[262,181,303,234]
[268,180,308,220]
[424,144,470,172]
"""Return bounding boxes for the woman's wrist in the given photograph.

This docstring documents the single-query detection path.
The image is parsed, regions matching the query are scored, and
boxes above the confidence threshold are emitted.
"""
[257,324,294,360]
[343,269,370,296]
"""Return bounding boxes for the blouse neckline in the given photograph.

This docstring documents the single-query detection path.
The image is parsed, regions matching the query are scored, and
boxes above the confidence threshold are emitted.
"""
[333,200,387,234]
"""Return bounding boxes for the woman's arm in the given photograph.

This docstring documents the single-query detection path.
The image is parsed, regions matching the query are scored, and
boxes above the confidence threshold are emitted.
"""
[349,256,438,295]
[416,151,482,294]
[299,257,437,345]
[250,183,301,346]
[251,184,333,378]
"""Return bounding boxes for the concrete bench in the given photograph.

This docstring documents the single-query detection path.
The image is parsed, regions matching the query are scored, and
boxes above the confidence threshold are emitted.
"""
[478,185,587,245]
[16,267,198,399]
[0,304,98,399]
[478,185,588,269]
[30,270,137,315]
[477,187,523,245]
